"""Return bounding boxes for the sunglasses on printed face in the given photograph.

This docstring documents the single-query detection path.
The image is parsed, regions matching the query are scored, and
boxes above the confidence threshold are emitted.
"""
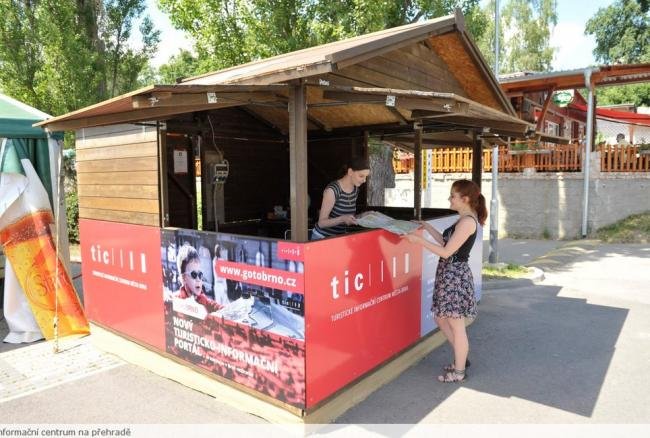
[185,270,203,280]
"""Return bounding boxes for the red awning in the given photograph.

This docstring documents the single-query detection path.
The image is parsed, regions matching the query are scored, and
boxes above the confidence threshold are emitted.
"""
[569,102,650,126]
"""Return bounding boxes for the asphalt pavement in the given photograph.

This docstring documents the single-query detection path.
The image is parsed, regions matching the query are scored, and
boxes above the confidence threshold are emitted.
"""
[1,238,649,427]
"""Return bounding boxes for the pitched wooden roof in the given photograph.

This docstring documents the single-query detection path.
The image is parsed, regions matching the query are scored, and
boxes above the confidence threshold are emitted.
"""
[37,10,524,135]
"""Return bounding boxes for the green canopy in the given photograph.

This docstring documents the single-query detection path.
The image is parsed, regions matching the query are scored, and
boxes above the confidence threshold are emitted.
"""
[0,93,58,205]
[0,93,51,139]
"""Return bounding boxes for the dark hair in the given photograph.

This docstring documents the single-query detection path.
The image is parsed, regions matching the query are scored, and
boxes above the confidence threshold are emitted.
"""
[347,156,370,172]
[177,244,200,275]
[451,179,488,226]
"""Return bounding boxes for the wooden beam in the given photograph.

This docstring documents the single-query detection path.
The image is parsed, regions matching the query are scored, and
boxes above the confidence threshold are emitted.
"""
[535,86,556,131]
[388,107,409,125]
[289,81,309,242]
[231,61,333,86]
[45,102,258,131]
[472,131,482,189]
[413,113,529,136]
[414,124,423,220]
[395,96,469,114]
[306,112,332,132]
[384,136,473,147]
[132,92,278,109]
[322,91,385,103]
[156,123,169,227]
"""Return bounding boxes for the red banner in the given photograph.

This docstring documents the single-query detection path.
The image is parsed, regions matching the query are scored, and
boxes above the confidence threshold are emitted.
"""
[276,241,304,262]
[165,304,305,407]
[303,230,422,408]
[80,219,165,350]
[215,260,304,293]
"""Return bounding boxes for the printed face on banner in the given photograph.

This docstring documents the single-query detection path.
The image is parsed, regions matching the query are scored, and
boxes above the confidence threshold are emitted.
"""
[161,229,306,408]
[304,230,422,408]
[80,219,164,350]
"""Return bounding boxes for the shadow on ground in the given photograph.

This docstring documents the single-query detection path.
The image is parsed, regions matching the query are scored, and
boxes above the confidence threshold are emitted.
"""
[336,280,628,424]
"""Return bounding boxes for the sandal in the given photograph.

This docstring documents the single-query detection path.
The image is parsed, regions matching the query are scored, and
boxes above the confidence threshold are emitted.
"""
[443,359,471,373]
[438,369,467,383]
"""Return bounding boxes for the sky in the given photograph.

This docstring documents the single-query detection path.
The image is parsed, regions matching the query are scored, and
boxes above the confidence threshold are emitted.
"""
[145,0,618,71]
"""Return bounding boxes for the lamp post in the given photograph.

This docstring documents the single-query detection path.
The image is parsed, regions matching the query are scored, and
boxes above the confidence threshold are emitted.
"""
[488,0,500,264]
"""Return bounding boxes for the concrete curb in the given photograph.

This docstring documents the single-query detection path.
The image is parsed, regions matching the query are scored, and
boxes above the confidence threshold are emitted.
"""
[482,266,545,290]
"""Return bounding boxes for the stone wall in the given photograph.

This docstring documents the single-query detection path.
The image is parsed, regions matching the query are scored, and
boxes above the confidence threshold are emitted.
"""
[384,152,650,239]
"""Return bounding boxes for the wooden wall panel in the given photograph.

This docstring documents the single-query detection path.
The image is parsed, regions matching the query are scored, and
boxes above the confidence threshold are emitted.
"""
[77,171,158,185]
[168,108,289,224]
[77,184,159,199]
[75,124,160,227]
[79,208,159,227]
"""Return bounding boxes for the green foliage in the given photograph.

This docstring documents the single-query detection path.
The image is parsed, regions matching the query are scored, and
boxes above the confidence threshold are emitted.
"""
[482,263,530,279]
[66,190,79,243]
[585,0,649,65]
[158,50,203,83]
[476,0,558,74]
[596,83,650,107]
[596,211,650,243]
[0,0,159,116]
[158,0,487,72]
[62,149,79,243]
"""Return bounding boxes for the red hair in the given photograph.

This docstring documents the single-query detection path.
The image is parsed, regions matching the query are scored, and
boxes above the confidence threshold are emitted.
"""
[451,179,487,226]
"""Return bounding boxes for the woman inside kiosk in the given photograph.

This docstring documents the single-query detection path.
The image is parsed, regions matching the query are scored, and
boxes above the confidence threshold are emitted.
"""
[311,157,370,240]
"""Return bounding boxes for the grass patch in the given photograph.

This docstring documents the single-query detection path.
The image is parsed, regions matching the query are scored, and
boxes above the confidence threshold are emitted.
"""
[69,243,81,262]
[595,212,650,243]
[482,263,531,280]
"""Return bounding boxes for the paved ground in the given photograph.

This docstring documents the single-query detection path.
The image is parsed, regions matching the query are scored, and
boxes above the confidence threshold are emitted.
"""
[482,237,562,266]
[1,239,649,426]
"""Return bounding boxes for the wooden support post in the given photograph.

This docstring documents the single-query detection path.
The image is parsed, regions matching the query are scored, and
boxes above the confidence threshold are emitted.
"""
[361,130,369,211]
[157,122,169,227]
[472,131,482,189]
[289,81,309,242]
[535,86,556,132]
[413,123,422,220]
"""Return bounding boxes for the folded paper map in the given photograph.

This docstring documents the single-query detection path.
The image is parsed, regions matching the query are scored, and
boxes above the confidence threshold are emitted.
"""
[356,211,420,235]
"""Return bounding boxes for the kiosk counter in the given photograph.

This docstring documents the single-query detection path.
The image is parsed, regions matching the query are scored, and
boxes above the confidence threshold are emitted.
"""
[80,214,481,411]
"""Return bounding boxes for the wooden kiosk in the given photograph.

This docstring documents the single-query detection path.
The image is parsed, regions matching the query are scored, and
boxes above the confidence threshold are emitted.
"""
[38,11,531,422]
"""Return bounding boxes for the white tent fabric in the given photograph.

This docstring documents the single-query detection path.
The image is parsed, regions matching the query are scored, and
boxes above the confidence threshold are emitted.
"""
[0,165,45,342]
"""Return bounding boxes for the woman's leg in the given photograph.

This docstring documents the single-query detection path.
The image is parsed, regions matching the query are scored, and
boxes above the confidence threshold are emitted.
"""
[447,317,469,373]
[435,315,454,345]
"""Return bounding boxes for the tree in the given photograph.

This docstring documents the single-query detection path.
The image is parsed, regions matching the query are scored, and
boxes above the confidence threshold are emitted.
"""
[157,49,202,84]
[0,0,159,116]
[102,0,160,97]
[585,0,649,65]
[158,0,487,72]
[476,0,558,74]
[585,0,650,106]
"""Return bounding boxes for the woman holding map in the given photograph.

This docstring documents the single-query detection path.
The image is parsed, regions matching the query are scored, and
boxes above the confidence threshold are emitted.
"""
[310,157,370,240]
[403,179,486,383]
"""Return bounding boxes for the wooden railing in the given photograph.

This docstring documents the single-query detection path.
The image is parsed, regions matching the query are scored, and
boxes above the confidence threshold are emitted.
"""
[394,143,583,173]
[393,156,415,173]
[393,143,650,174]
[598,144,650,172]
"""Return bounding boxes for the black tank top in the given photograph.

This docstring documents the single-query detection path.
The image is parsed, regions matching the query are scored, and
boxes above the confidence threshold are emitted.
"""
[442,216,478,262]
[313,181,358,237]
